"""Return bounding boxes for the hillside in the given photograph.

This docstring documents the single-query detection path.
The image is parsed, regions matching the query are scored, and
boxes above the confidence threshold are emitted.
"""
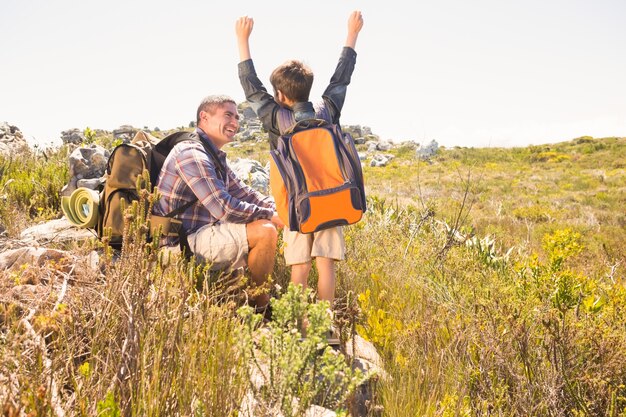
[1,132,625,416]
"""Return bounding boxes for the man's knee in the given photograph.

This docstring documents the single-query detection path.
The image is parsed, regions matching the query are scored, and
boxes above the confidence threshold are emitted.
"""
[260,221,278,246]
[247,219,278,249]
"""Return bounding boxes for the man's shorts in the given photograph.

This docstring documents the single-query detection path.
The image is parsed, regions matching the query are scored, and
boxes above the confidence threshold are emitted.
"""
[187,222,248,271]
[283,226,345,266]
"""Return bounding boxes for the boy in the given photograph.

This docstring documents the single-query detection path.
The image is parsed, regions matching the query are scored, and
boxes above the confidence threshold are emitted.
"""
[235,11,364,309]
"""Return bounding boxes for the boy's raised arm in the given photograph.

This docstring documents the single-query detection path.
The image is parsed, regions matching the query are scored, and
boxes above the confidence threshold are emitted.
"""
[345,10,364,50]
[236,16,254,62]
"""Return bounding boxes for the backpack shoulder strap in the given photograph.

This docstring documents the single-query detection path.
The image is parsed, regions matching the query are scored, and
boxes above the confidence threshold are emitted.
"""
[285,118,330,135]
[154,131,226,179]
[154,131,227,218]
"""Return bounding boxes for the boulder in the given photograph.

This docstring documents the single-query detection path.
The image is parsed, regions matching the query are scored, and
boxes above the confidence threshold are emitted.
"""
[112,125,138,143]
[20,218,95,244]
[366,141,378,153]
[417,139,439,160]
[229,158,270,194]
[0,247,73,272]
[241,106,258,121]
[376,141,393,152]
[60,128,86,145]
[0,122,30,158]
[61,145,109,196]
[370,153,394,167]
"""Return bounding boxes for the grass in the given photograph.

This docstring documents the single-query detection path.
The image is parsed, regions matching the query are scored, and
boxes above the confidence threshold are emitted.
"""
[1,133,625,416]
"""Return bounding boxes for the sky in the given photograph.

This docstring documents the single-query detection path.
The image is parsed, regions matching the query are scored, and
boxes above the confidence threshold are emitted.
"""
[1,0,625,149]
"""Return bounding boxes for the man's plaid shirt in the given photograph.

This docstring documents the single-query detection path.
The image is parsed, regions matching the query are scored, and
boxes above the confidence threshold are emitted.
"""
[152,128,275,246]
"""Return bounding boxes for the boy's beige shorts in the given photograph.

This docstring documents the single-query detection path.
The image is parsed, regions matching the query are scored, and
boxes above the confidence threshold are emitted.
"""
[282,226,345,265]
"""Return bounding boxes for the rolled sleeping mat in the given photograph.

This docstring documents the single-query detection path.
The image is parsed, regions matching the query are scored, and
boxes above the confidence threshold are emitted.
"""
[61,187,100,229]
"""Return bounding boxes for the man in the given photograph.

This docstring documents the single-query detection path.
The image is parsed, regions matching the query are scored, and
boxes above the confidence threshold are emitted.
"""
[153,95,283,308]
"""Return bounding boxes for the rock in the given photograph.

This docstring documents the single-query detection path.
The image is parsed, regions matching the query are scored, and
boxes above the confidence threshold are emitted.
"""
[417,139,439,160]
[60,128,86,145]
[239,391,337,417]
[365,142,377,153]
[61,145,109,196]
[370,154,394,167]
[0,247,73,271]
[0,122,30,158]
[344,125,363,138]
[235,129,255,142]
[376,141,393,152]
[229,158,270,194]
[20,218,95,244]
[77,177,105,190]
[112,125,138,143]
[345,334,387,379]
[241,106,258,120]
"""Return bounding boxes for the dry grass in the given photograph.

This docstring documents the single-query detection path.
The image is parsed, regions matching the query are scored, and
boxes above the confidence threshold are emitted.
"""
[1,135,625,416]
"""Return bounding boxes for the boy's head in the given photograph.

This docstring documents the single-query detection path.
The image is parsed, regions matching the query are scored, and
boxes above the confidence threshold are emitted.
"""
[270,60,314,107]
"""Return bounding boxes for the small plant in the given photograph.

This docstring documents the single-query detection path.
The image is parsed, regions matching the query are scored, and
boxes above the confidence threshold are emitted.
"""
[238,283,369,416]
[97,392,121,417]
[83,127,97,144]
[356,285,402,353]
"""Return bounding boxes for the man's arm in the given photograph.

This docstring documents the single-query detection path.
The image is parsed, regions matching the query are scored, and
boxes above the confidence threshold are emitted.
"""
[227,169,275,211]
[322,11,364,122]
[175,145,273,224]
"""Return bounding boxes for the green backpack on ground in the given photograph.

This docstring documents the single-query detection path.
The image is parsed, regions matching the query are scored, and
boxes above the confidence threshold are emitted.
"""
[96,130,223,249]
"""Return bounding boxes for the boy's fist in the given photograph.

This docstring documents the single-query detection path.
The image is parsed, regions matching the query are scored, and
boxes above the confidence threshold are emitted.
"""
[348,10,363,34]
[236,16,254,38]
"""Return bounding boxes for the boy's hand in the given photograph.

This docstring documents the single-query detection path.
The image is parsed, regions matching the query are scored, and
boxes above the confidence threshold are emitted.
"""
[235,16,254,40]
[271,213,285,230]
[236,16,254,61]
[345,11,363,49]
[347,10,364,35]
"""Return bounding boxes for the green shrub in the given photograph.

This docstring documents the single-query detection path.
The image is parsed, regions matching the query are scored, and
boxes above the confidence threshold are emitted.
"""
[238,283,369,416]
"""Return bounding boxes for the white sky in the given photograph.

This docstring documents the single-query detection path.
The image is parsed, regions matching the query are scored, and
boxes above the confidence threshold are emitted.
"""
[2,0,625,148]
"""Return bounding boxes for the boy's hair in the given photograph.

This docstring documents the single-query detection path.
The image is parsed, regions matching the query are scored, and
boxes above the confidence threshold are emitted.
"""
[196,95,236,124]
[270,60,314,103]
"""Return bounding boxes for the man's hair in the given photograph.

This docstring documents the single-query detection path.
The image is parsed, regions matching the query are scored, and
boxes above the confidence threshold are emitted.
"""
[270,60,314,103]
[196,95,236,124]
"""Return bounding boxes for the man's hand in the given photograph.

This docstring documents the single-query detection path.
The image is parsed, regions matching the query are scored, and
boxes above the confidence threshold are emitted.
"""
[346,10,363,49]
[271,213,285,230]
[236,16,254,61]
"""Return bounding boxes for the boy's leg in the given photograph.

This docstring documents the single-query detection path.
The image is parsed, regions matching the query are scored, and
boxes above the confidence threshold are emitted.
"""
[291,261,312,289]
[315,257,336,305]
[283,230,314,290]
[310,226,345,305]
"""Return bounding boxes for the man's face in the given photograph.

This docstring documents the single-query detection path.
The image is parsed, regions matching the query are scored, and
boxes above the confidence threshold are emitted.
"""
[199,102,240,148]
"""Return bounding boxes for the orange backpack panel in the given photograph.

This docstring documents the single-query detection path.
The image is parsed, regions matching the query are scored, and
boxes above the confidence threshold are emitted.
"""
[270,120,366,234]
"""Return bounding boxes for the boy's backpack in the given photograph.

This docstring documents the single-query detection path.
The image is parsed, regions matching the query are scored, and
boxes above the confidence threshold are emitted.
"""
[269,119,366,234]
[97,130,224,249]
